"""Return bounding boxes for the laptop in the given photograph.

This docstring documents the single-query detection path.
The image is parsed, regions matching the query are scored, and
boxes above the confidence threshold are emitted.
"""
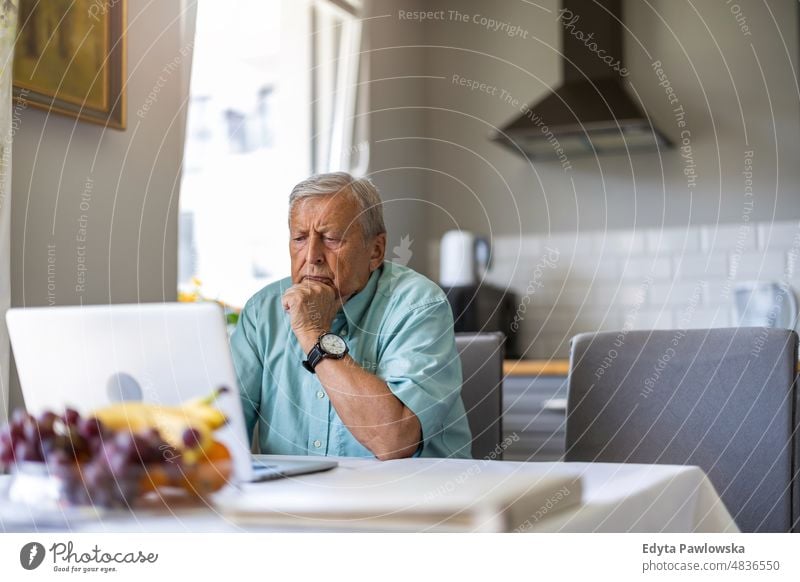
[5,302,337,484]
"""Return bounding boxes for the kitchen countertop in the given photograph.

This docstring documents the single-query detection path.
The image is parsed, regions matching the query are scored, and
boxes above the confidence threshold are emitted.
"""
[504,359,800,376]
[503,360,569,376]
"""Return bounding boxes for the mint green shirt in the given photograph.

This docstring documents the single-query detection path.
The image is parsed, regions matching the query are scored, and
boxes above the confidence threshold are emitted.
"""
[230,261,472,458]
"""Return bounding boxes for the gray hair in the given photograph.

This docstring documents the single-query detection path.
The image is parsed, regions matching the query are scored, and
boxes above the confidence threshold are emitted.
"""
[288,172,387,240]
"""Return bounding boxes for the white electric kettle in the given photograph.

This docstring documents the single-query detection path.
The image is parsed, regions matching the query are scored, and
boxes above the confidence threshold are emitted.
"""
[439,230,491,287]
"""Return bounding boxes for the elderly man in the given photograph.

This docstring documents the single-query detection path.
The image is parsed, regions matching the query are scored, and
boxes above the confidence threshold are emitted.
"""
[231,172,472,460]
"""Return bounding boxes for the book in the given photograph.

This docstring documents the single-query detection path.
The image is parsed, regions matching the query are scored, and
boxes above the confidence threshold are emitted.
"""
[217,459,582,532]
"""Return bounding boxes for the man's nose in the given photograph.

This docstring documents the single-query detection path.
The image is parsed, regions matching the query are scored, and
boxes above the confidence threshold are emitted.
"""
[306,235,325,264]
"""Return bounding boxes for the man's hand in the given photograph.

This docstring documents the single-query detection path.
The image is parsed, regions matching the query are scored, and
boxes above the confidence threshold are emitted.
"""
[282,280,340,351]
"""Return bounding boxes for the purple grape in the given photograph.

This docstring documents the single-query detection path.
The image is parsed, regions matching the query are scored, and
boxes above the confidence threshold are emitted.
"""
[40,438,56,458]
[8,416,25,442]
[0,435,14,464]
[36,412,57,440]
[14,441,42,462]
[49,448,72,466]
[78,417,103,441]
[62,408,80,426]
[22,415,39,443]
[113,431,137,459]
[182,427,202,448]
[10,408,27,426]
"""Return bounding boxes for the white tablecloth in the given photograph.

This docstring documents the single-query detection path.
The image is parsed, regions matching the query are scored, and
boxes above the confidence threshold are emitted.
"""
[0,457,738,533]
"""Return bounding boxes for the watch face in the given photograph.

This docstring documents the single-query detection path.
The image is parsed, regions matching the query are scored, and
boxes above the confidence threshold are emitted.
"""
[320,333,347,356]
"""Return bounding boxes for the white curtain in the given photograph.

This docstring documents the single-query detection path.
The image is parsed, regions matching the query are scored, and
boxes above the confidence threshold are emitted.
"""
[0,3,17,425]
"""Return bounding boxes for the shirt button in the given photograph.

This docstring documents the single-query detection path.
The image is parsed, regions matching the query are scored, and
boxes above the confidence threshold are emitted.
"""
[316,390,325,399]
[314,440,322,448]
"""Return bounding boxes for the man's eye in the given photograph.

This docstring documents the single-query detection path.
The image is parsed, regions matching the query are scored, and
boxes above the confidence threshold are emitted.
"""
[292,236,307,242]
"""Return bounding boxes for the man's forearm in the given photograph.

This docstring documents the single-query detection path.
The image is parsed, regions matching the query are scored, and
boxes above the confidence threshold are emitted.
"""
[299,332,420,459]
[317,355,420,460]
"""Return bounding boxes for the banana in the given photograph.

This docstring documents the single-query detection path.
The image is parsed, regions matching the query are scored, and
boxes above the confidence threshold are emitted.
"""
[179,386,229,430]
[92,401,161,432]
[91,388,229,464]
[178,402,227,431]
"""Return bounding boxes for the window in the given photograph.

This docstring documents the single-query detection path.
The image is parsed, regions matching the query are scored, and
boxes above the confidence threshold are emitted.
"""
[178,0,366,308]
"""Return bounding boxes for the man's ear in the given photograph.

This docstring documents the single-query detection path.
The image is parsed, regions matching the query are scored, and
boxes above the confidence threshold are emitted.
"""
[369,233,387,271]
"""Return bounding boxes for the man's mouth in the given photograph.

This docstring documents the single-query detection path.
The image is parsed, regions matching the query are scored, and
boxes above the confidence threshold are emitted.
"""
[303,275,334,286]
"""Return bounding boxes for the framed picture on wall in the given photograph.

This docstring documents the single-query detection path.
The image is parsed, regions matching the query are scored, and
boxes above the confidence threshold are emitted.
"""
[12,0,126,129]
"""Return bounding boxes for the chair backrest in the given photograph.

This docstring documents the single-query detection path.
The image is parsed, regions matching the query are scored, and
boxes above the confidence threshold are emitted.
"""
[565,328,799,533]
[454,332,504,459]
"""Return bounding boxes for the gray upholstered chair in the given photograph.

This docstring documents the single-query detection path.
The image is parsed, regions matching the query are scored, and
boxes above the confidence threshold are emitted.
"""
[455,332,504,459]
[565,328,799,533]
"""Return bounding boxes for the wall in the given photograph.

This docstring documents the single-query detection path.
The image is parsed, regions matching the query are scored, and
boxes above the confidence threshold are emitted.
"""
[422,0,800,238]
[363,0,430,275]
[414,0,800,353]
[9,0,197,408]
[487,220,800,358]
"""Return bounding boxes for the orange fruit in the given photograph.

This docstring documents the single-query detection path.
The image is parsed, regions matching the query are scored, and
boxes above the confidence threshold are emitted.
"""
[179,441,232,496]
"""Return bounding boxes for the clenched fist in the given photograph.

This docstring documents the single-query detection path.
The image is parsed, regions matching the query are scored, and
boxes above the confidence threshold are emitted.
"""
[282,279,341,351]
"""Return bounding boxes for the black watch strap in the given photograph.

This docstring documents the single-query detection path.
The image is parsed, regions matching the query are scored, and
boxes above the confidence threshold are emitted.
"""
[302,344,325,374]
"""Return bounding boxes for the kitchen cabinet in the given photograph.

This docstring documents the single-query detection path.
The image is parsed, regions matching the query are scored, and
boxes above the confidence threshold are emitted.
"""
[501,361,568,462]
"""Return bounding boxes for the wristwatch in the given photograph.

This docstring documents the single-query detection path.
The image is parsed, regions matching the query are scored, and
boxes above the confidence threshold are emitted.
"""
[302,331,349,373]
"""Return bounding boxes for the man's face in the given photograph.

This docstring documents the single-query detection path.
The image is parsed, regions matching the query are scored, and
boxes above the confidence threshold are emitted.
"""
[289,193,386,301]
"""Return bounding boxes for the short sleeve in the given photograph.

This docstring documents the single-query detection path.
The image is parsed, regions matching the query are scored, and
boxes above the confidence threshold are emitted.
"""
[230,300,263,440]
[377,300,463,454]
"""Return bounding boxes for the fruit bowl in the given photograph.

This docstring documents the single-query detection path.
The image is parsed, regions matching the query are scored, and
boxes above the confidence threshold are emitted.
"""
[6,461,143,510]
[1,390,234,510]
[6,457,232,510]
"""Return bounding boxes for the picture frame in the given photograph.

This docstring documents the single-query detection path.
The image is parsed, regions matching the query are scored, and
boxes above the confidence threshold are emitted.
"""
[12,0,127,130]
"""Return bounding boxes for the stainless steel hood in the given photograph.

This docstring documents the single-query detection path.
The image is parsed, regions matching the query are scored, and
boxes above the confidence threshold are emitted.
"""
[492,0,671,160]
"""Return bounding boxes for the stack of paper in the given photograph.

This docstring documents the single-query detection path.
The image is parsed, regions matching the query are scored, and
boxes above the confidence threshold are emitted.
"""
[217,461,582,532]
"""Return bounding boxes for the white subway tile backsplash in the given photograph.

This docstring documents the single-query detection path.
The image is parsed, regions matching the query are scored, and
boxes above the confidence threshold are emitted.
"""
[492,235,540,262]
[540,232,583,256]
[597,230,647,256]
[672,254,728,280]
[478,221,800,360]
[701,223,757,253]
[619,256,671,279]
[648,281,708,307]
[574,308,621,330]
[548,284,590,305]
[629,309,675,330]
[728,251,786,280]
[674,305,731,329]
[586,284,649,307]
[705,280,738,305]
[646,226,701,254]
[562,257,621,280]
[757,221,800,251]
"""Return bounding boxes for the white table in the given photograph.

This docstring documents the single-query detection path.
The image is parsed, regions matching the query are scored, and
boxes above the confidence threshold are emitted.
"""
[0,457,738,533]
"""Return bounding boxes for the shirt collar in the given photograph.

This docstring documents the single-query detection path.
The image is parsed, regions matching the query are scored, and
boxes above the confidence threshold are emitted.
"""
[333,263,383,334]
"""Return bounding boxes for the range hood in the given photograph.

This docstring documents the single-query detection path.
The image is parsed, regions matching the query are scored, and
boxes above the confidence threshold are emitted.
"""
[492,0,671,160]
